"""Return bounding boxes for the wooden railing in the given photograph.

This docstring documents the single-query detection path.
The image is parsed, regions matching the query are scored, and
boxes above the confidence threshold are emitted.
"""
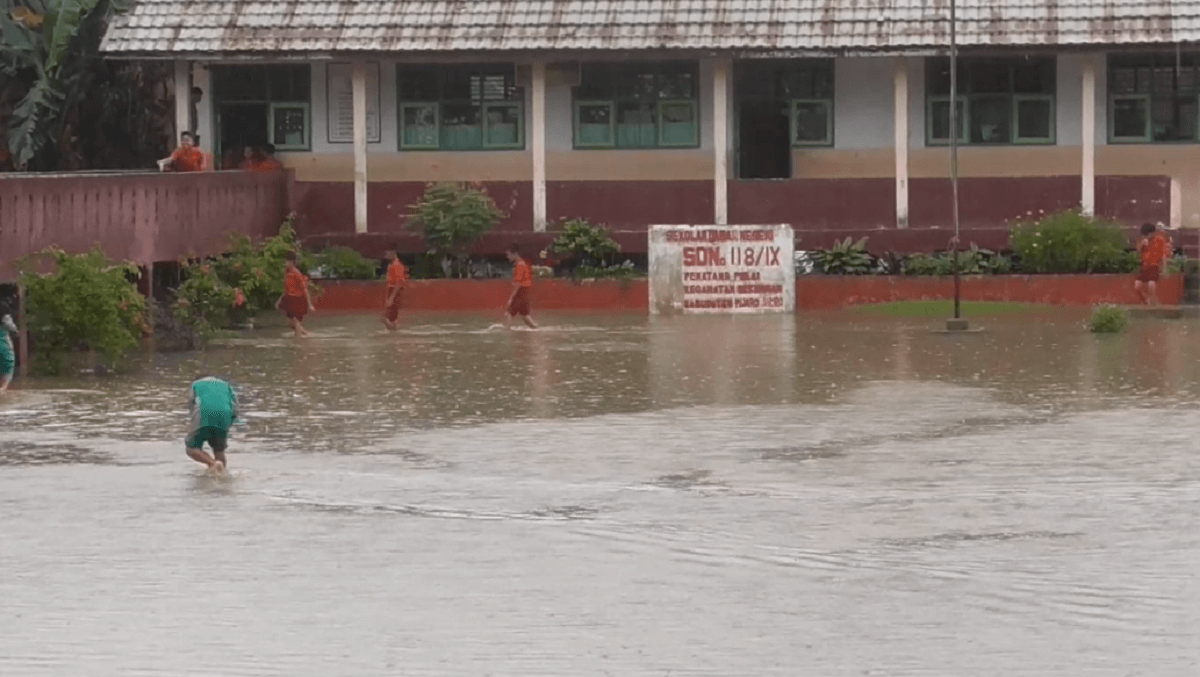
[0,170,291,280]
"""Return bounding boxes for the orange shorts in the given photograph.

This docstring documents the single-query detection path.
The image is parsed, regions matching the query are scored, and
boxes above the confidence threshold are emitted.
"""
[280,294,308,320]
[507,287,531,316]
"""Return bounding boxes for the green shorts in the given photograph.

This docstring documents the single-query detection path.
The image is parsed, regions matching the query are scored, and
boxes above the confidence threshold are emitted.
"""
[0,346,14,378]
[186,426,228,453]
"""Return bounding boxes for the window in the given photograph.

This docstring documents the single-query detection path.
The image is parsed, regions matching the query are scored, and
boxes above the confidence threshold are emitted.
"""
[925,57,1055,145]
[736,60,834,147]
[573,62,699,148]
[1109,54,1200,143]
[212,65,312,153]
[396,65,523,150]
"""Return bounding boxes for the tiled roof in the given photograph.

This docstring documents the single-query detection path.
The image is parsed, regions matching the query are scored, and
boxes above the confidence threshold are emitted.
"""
[101,0,1198,56]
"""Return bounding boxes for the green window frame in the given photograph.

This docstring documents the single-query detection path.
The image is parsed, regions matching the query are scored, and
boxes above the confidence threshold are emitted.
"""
[211,64,312,155]
[1108,54,1200,144]
[925,57,1056,146]
[400,102,440,149]
[268,103,310,151]
[396,64,524,151]
[1012,94,1055,144]
[1109,94,1153,142]
[734,59,835,148]
[571,62,700,149]
[574,101,615,147]
[927,96,968,144]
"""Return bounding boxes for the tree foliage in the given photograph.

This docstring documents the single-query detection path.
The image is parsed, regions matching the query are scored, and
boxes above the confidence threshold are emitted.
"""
[17,245,146,373]
[551,218,620,266]
[1,0,173,171]
[407,182,504,278]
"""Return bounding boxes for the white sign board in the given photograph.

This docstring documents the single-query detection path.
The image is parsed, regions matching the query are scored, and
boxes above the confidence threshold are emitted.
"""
[648,225,795,315]
[327,63,381,144]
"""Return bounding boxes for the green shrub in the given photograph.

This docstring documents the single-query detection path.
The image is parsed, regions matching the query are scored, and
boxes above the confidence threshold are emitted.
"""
[572,261,638,283]
[815,237,873,275]
[1011,210,1135,273]
[17,247,147,374]
[314,246,379,280]
[407,182,505,278]
[1088,304,1129,333]
[172,262,238,347]
[902,245,1012,275]
[211,214,318,315]
[552,218,621,267]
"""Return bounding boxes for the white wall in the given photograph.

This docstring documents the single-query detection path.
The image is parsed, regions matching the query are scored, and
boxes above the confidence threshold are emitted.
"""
[834,56,897,149]
[197,53,1109,161]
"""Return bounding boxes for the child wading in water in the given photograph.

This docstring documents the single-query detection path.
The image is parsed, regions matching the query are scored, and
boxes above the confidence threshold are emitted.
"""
[382,247,408,332]
[0,313,17,395]
[504,244,538,329]
[276,251,314,337]
[186,376,240,472]
[1135,222,1172,306]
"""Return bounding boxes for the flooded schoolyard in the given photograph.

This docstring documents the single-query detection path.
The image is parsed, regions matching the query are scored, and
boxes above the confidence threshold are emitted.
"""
[2,310,1198,676]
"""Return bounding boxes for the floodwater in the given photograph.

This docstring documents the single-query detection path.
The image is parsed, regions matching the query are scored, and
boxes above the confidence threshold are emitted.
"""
[2,310,1198,676]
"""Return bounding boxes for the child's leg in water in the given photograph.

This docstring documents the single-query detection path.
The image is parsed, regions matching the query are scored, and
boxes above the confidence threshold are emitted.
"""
[187,446,218,469]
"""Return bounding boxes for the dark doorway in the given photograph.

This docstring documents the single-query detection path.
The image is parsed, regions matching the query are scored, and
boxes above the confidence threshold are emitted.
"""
[217,103,268,164]
[737,100,791,179]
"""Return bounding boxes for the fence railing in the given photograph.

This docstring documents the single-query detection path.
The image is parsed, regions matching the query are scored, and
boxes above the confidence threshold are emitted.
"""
[0,170,291,280]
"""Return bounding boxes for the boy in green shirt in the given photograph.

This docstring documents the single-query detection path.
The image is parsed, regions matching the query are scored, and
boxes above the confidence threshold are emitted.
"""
[186,376,240,472]
[1,313,17,395]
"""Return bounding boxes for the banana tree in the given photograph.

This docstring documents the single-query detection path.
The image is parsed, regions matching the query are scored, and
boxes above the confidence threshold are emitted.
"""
[1,0,125,169]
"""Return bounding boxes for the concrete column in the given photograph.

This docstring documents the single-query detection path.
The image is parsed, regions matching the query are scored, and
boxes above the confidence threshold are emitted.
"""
[192,64,212,157]
[353,61,368,234]
[713,59,730,225]
[894,58,910,229]
[532,60,547,231]
[174,59,190,138]
[1081,57,1096,216]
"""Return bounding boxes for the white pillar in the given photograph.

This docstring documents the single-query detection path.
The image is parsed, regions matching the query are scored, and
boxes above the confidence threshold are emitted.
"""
[174,59,190,139]
[713,59,730,225]
[532,60,547,231]
[353,61,368,234]
[894,58,910,229]
[192,65,212,157]
[1081,57,1096,216]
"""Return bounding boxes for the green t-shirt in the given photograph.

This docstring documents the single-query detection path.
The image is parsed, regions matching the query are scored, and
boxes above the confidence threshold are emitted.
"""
[190,377,239,431]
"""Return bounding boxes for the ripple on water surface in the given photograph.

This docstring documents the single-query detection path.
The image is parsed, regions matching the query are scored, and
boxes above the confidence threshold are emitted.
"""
[1,312,1199,675]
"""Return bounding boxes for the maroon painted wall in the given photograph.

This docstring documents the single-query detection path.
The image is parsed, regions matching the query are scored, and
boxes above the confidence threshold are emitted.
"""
[294,175,1170,256]
[0,170,288,280]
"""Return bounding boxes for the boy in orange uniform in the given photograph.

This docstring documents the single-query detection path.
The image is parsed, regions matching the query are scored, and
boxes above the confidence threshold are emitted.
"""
[382,247,408,331]
[163,132,204,172]
[504,243,538,329]
[276,251,314,337]
[1135,222,1171,306]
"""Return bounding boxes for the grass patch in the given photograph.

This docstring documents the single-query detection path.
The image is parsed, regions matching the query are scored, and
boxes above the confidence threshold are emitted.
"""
[849,301,1054,317]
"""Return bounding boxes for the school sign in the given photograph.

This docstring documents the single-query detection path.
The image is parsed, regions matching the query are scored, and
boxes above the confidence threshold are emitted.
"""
[648,225,795,315]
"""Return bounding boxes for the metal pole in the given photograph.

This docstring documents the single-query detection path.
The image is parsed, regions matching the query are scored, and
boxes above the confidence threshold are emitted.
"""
[17,282,28,378]
[949,0,961,319]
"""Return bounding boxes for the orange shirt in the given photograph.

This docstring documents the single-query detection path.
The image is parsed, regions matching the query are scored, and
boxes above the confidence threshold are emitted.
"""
[386,259,408,290]
[169,146,204,172]
[250,158,283,173]
[1141,233,1169,267]
[513,259,533,288]
[284,267,307,297]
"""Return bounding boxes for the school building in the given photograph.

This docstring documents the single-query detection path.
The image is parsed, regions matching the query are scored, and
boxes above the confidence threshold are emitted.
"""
[100,1,1200,256]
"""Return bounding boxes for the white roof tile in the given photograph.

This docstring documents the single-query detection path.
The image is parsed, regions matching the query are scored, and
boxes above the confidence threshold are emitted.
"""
[101,0,1198,55]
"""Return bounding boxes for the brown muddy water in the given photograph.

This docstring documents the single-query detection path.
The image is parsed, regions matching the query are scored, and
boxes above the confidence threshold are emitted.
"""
[1,310,1198,676]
